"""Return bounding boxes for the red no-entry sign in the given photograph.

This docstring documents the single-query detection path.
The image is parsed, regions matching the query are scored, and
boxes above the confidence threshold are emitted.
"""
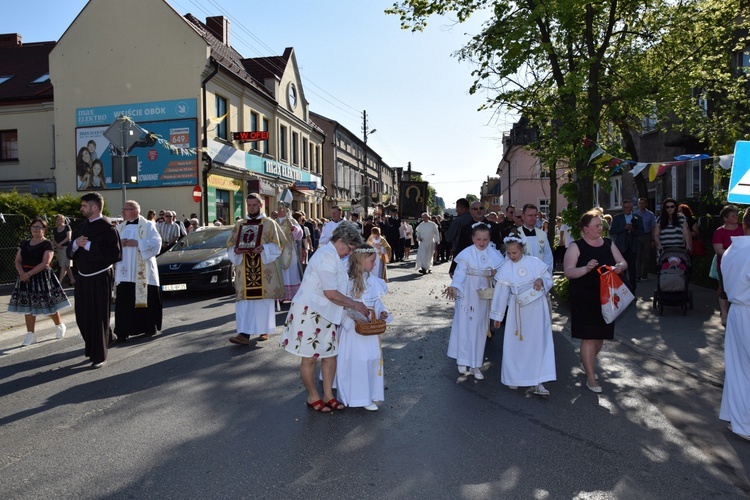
[192,185,202,203]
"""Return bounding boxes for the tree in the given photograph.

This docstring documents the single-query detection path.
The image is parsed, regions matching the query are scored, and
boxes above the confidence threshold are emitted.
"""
[465,194,479,203]
[387,0,749,217]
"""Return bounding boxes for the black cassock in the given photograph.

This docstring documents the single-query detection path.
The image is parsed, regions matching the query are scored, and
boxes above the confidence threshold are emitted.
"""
[69,218,122,364]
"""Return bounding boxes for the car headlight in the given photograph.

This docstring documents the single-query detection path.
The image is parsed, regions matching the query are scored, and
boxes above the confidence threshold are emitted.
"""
[193,256,224,269]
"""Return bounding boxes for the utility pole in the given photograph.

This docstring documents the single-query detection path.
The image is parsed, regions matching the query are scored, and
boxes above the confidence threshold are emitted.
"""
[362,110,376,215]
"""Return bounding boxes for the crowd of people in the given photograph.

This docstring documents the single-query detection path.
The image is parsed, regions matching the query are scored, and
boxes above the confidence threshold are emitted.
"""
[9,192,749,438]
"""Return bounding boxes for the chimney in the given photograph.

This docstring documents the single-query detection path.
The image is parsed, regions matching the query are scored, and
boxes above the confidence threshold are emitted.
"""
[206,16,229,46]
[0,33,22,47]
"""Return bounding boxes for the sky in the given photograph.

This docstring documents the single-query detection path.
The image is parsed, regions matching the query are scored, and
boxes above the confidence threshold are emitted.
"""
[2,0,517,209]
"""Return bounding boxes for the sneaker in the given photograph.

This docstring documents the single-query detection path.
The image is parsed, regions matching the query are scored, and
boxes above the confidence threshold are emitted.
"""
[457,365,468,374]
[21,332,36,346]
[471,368,484,380]
[55,323,67,339]
[91,360,106,369]
[364,403,379,411]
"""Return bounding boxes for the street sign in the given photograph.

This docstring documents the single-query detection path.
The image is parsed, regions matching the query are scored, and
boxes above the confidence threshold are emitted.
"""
[293,181,317,190]
[103,118,140,151]
[192,185,202,203]
[727,141,749,204]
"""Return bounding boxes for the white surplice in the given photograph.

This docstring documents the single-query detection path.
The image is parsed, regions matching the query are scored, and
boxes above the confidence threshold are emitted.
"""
[335,274,392,408]
[447,245,504,368]
[415,220,440,272]
[490,255,556,387]
[719,235,750,436]
[115,218,161,286]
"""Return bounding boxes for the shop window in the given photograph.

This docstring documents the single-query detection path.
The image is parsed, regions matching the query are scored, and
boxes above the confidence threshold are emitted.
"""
[686,160,702,198]
[0,130,18,161]
[215,189,231,225]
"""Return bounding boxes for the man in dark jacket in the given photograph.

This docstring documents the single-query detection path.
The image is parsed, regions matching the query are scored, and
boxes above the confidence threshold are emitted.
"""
[609,200,643,293]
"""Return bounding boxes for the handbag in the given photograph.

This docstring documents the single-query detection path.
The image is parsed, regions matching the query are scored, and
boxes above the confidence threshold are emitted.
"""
[598,265,634,324]
[691,238,706,256]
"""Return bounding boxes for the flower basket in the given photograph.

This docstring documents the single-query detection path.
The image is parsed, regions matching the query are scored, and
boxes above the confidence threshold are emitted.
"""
[355,308,387,336]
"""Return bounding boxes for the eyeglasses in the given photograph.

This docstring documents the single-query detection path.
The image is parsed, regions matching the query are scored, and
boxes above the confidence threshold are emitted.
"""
[471,207,484,211]
[665,205,676,209]
[30,225,45,229]
[123,207,136,211]
[165,215,173,218]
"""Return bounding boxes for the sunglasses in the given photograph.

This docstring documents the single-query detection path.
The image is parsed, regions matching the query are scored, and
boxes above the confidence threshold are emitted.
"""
[471,207,484,211]
[31,225,45,229]
[665,205,676,209]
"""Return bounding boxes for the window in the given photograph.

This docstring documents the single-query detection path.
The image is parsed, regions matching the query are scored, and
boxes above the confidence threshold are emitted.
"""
[536,158,549,178]
[611,177,622,209]
[686,160,702,198]
[302,137,309,169]
[641,104,658,133]
[292,131,299,165]
[215,95,227,140]
[31,73,49,83]
[0,130,18,161]
[262,118,269,154]
[250,112,259,151]
[538,198,549,217]
[279,126,288,161]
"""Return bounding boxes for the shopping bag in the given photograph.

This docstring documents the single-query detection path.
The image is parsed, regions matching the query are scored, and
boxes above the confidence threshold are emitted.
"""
[598,265,634,324]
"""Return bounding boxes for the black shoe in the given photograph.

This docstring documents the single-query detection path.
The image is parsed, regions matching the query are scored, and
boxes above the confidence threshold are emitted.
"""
[419,268,426,274]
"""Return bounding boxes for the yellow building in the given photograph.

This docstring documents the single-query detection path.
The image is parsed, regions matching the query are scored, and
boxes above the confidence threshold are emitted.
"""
[49,0,324,222]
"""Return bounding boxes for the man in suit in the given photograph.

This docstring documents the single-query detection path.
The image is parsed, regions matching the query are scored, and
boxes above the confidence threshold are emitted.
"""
[609,200,643,293]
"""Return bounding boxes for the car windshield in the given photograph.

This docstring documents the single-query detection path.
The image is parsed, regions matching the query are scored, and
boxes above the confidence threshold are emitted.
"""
[171,228,232,251]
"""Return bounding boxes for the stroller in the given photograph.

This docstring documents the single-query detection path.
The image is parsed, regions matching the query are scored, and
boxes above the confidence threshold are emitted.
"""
[652,247,694,315]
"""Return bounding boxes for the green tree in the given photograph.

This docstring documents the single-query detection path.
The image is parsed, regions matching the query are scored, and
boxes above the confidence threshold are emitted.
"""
[465,194,479,203]
[387,0,749,218]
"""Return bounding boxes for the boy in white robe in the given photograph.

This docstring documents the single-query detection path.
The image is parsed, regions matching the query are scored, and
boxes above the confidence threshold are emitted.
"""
[445,223,504,379]
[719,219,750,441]
[490,234,556,395]
[336,245,393,411]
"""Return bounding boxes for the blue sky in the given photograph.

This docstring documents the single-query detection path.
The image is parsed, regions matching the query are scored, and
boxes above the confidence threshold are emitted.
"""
[3,0,515,208]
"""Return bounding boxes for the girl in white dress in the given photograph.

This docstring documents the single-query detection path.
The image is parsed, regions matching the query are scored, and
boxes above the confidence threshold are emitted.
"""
[490,235,556,396]
[445,223,505,379]
[336,244,392,411]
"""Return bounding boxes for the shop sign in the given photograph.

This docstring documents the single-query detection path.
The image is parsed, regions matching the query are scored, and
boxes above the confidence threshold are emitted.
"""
[264,160,302,182]
[207,174,242,191]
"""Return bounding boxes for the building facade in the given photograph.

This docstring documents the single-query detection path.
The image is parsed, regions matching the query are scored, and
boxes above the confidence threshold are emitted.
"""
[48,0,324,222]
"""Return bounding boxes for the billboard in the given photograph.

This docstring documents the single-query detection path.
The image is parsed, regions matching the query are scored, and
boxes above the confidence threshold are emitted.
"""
[75,99,198,191]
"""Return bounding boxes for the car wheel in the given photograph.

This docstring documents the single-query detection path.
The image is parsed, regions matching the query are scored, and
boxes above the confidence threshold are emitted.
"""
[226,266,237,293]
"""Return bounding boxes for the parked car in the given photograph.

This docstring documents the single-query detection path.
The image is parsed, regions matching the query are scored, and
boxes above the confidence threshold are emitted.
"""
[156,226,235,292]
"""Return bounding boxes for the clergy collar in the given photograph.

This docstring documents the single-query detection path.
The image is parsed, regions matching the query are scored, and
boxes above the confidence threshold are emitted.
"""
[88,216,103,223]
[247,213,265,220]
[522,225,536,232]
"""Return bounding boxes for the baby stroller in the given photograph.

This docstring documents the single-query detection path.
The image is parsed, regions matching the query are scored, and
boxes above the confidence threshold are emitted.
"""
[652,247,694,315]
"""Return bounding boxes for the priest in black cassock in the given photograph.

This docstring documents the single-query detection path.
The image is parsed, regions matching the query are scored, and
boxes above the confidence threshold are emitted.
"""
[69,192,122,368]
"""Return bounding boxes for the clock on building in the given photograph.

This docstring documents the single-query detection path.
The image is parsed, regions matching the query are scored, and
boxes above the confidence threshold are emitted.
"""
[288,83,297,109]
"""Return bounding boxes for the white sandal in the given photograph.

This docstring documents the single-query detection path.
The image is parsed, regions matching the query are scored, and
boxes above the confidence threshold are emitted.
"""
[533,384,550,396]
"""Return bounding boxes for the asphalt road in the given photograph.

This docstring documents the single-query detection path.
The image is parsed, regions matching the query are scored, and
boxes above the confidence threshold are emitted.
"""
[0,259,748,499]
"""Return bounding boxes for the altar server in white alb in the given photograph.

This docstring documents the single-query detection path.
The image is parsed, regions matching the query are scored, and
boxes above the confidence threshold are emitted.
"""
[444,223,504,379]
[719,211,750,442]
[415,212,440,274]
[114,200,163,341]
[276,202,304,300]
[490,234,556,396]
[335,244,392,411]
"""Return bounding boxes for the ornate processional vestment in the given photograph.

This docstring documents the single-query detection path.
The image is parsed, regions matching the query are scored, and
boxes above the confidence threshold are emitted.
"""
[227,216,287,301]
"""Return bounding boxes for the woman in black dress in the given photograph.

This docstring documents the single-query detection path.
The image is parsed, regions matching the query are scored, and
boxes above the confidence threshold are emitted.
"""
[9,218,71,346]
[564,210,627,393]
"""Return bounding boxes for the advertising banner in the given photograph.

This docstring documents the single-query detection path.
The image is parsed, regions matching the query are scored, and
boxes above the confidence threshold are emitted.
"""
[75,99,198,191]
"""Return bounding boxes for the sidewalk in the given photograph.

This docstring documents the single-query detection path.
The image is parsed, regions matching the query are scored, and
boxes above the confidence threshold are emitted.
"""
[552,273,726,387]
[0,274,727,386]
[0,283,78,336]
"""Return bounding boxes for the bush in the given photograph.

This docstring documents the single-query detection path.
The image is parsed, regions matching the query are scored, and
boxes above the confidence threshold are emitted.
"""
[0,191,109,222]
[552,275,569,303]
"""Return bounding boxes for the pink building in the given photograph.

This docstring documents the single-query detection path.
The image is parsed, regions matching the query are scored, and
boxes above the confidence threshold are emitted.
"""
[496,120,568,218]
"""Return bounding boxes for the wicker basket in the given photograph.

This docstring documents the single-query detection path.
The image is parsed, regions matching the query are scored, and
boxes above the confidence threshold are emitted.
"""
[355,308,387,336]
[477,287,494,300]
